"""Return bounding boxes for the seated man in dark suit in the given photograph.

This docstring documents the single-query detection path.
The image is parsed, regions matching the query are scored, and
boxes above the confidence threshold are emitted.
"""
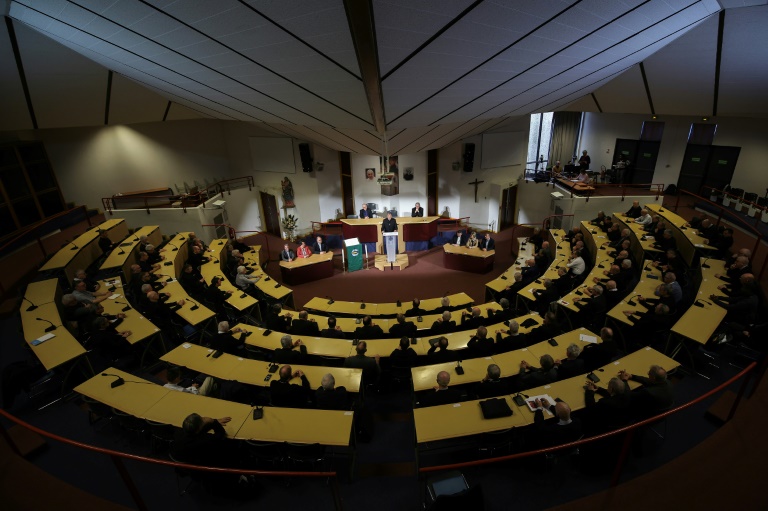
[473,364,511,399]
[274,334,308,364]
[619,365,674,418]
[500,272,527,303]
[430,311,457,335]
[466,326,494,358]
[554,343,586,380]
[143,291,184,327]
[359,203,373,219]
[311,235,329,254]
[179,264,206,299]
[584,377,631,434]
[526,312,562,344]
[343,341,381,385]
[426,336,455,363]
[405,298,427,318]
[485,298,515,324]
[518,354,558,390]
[460,307,484,329]
[265,303,293,332]
[533,398,583,447]
[279,243,296,262]
[321,316,347,339]
[170,413,233,469]
[581,327,620,371]
[289,310,320,336]
[210,321,247,355]
[479,233,495,251]
[204,276,231,317]
[494,320,529,353]
[573,284,607,330]
[354,315,385,340]
[418,371,463,408]
[411,202,424,217]
[449,230,466,247]
[89,316,133,363]
[315,373,349,411]
[389,336,418,367]
[389,313,417,337]
[520,259,541,285]
[270,365,312,408]
[532,278,560,315]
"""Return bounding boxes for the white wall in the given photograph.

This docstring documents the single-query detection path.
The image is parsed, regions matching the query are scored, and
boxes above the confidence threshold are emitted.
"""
[313,145,343,222]
[579,112,768,194]
[349,152,427,216]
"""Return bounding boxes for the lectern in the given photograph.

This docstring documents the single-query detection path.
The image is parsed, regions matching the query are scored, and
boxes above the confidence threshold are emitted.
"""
[383,232,398,267]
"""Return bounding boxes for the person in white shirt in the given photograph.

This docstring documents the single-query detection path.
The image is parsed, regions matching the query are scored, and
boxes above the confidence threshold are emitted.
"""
[566,248,586,275]
[574,170,589,183]
[634,209,653,226]
[164,366,199,394]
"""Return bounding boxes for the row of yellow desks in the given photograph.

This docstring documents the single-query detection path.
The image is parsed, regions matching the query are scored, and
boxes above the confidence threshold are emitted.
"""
[485,236,537,301]
[515,230,568,310]
[99,225,162,283]
[667,257,728,357]
[611,213,661,260]
[304,301,502,334]
[39,219,128,283]
[96,279,166,367]
[413,347,679,446]
[303,292,474,317]
[646,203,714,267]
[161,342,363,393]
[75,367,354,446]
[241,248,294,309]
[200,238,260,318]
[411,328,601,392]
[152,233,216,332]
[556,222,613,317]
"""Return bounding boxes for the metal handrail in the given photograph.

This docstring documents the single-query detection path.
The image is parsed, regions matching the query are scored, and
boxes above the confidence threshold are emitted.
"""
[102,177,255,215]
[419,361,758,489]
[541,213,575,231]
[0,408,341,511]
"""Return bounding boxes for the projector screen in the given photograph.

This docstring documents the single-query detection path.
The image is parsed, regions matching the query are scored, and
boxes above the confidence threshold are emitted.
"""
[480,132,527,169]
[249,137,296,173]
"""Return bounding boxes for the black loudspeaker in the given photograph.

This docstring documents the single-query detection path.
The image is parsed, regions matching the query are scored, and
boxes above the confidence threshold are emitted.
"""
[463,143,475,172]
[299,143,313,172]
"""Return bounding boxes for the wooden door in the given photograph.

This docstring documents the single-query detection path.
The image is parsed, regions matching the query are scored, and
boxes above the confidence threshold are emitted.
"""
[260,192,281,237]
[499,186,517,230]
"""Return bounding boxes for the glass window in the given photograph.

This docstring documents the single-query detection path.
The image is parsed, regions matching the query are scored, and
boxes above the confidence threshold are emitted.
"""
[527,112,554,169]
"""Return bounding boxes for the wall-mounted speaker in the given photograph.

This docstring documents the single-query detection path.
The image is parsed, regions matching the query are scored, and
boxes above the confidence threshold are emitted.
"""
[463,143,475,172]
[299,143,313,172]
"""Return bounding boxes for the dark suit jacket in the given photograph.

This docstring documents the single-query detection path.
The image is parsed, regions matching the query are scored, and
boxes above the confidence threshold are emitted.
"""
[389,321,417,337]
[170,419,228,466]
[426,345,457,363]
[321,328,347,339]
[556,358,585,380]
[473,379,512,399]
[585,388,631,433]
[312,242,328,253]
[270,376,311,408]
[526,322,561,345]
[479,237,495,251]
[405,306,427,318]
[343,354,380,384]
[411,207,424,217]
[354,324,385,340]
[518,366,558,390]
[389,348,418,367]
[466,336,494,358]
[450,233,465,246]
[273,345,307,365]
[280,250,296,261]
[534,406,584,446]
[265,313,292,332]
[210,332,246,355]
[315,387,349,410]
[430,320,456,335]
[359,208,372,219]
[419,388,463,408]
[629,376,674,417]
[289,318,320,336]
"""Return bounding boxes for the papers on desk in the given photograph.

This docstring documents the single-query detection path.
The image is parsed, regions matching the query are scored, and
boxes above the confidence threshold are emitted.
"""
[526,394,555,416]
[182,343,192,349]
[31,333,55,346]
[108,294,121,300]
[579,334,598,344]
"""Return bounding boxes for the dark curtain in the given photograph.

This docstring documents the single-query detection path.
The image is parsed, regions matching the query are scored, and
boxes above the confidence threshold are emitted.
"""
[549,112,581,167]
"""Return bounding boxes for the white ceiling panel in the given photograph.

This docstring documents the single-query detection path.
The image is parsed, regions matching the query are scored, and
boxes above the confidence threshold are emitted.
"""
[3,0,767,153]
[165,101,214,121]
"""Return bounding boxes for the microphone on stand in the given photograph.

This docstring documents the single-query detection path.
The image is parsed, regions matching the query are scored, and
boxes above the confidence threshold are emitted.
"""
[186,298,199,311]
[115,301,132,312]
[23,297,38,312]
[701,257,712,269]
[166,243,179,252]
[327,296,334,305]
[102,372,125,388]
[36,317,58,332]
[70,241,79,251]
[626,294,641,307]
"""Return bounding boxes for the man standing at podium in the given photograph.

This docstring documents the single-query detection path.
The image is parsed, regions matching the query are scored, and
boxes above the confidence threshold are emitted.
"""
[382,211,397,233]
[411,202,424,217]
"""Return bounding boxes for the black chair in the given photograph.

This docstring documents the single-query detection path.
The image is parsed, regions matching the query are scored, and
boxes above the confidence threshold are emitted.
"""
[425,471,483,511]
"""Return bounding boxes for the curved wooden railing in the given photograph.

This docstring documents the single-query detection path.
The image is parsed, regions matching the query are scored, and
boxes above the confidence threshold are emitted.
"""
[419,361,758,489]
[0,408,341,511]
[102,176,254,214]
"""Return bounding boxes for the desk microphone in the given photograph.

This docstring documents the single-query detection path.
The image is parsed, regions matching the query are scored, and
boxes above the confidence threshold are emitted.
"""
[213,258,219,264]
[23,297,38,312]
[70,241,79,251]
[626,294,641,307]
[701,257,711,269]
[178,236,186,241]
[360,301,366,309]
[166,243,179,252]
[102,372,125,388]
[115,301,132,312]
[186,298,199,311]
[36,317,57,332]
[240,293,247,298]
[327,296,334,305]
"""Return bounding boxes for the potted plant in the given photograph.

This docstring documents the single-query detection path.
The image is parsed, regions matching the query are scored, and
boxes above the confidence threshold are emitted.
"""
[282,214,298,242]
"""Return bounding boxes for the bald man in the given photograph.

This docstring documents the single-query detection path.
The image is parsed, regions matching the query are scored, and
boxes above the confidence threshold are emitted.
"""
[418,370,463,407]
[619,365,674,417]
[533,397,583,446]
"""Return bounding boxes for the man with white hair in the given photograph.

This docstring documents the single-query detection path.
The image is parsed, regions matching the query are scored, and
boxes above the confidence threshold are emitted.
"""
[315,373,349,410]
[210,320,247,355]
[430,310,456,335]
[634,208,653,226]
[274,334,307,364]
[554,343,585,380]
[234,265,260,294]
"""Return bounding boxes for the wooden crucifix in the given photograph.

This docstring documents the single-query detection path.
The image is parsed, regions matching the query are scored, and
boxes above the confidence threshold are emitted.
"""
[468,179,484,203]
